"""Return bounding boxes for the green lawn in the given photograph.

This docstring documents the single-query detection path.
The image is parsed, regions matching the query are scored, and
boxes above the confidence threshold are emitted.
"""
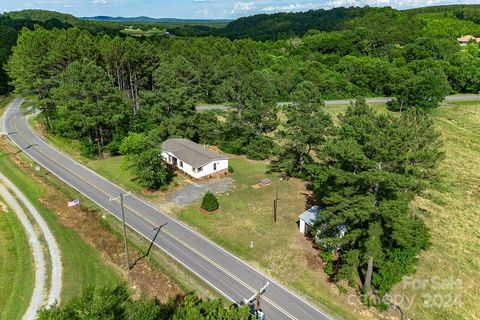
[0,200,34,320]
[176,158,357,319]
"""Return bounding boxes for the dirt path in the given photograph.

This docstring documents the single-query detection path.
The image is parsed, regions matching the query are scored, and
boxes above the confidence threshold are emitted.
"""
[0,172,62,318]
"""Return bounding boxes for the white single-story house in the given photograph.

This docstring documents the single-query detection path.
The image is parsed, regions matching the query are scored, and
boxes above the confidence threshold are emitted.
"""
[161,138,228,179]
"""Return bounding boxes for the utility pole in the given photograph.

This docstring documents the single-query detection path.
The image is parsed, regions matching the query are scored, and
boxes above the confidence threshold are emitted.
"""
[273,177,281,223]
[243,282,269,319]
[109,192,131,273]
[120,193,130,271]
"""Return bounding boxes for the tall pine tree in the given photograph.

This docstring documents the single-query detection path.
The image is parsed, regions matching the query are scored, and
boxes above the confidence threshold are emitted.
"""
[311,98,444,295]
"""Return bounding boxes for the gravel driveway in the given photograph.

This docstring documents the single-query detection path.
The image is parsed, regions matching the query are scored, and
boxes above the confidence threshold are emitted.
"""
[169,178,232,205]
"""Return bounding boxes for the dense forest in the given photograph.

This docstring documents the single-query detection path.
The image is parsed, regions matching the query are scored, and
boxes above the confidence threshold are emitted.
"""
[3,4,480,312]
[0,10,122,94]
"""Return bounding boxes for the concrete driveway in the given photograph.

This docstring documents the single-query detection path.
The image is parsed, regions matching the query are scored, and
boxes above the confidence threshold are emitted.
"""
[168,178,232,205]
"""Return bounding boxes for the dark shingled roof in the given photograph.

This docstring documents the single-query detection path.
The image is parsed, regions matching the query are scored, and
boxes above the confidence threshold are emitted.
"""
[162,138,228,168]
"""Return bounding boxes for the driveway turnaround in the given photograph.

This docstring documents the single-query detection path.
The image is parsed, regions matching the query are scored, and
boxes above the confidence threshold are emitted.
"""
[0,172,62,319]
[168,178,232,205]
[4,97,334,320]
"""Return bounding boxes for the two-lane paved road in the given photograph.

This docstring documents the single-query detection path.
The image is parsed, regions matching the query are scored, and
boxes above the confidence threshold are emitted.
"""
[195,94,480,110]
[3,98,334,320]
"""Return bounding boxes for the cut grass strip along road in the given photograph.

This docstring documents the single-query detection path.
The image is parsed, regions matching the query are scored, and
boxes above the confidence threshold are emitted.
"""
[4,97,336,320]
[0,172,63,308]
[0,196,34,320]
[0,173,59,320]
[0,147,122,305]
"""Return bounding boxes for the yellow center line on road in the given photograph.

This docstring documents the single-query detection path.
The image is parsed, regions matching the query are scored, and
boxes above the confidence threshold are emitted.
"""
[11,115,299,320]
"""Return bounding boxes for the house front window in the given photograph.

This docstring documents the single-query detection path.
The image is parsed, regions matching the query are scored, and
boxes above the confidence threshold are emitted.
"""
[179,161,183,168]
[213,163,217,171]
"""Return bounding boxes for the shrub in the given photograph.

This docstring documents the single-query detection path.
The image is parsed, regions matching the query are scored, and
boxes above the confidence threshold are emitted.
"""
[201,191,219,212]
[336,249,360,287]
[80,140,97,158]
[228,165,234,173]
[319,250,335,277]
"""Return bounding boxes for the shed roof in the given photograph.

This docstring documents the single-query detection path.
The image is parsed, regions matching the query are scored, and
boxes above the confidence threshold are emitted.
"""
[162,138,228,168]
[457,35,477,42]
[299,206,323,226]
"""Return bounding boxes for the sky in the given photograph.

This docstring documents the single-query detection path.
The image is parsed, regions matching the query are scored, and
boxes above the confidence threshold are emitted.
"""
[0,0,479,19]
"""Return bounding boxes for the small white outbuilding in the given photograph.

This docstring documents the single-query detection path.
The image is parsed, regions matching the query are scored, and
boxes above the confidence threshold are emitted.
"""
[299,206,347,250]
[298,206,321,235]
[161,138,228,179]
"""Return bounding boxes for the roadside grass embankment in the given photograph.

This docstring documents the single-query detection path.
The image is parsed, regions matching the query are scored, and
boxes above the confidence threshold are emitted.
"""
[0,143,122,303]
[0,198,34,320]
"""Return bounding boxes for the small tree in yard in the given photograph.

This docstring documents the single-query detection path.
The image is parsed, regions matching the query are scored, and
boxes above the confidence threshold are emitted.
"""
[201,192,219,212]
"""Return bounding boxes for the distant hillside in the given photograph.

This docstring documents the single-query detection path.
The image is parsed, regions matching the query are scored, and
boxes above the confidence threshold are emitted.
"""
[83,16,231,26]
[4,9,80,25]
[211,4,480,40]
[3,9,121,35]
[216,7,371,40]
[405,4,480,14]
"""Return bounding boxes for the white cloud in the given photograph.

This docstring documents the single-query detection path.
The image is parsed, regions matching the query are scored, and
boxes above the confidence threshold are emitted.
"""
[92,0,108,4]
[394,0,442,5]
[230,1,255,14]
[324,0,359,7]
[196,8,211,17]
[262,3,326,12]
[259,0,451,13]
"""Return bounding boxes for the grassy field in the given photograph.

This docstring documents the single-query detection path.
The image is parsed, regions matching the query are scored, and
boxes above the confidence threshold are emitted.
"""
[0,198,34,320]
[121,27,167,37]
[392,101,480,320]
